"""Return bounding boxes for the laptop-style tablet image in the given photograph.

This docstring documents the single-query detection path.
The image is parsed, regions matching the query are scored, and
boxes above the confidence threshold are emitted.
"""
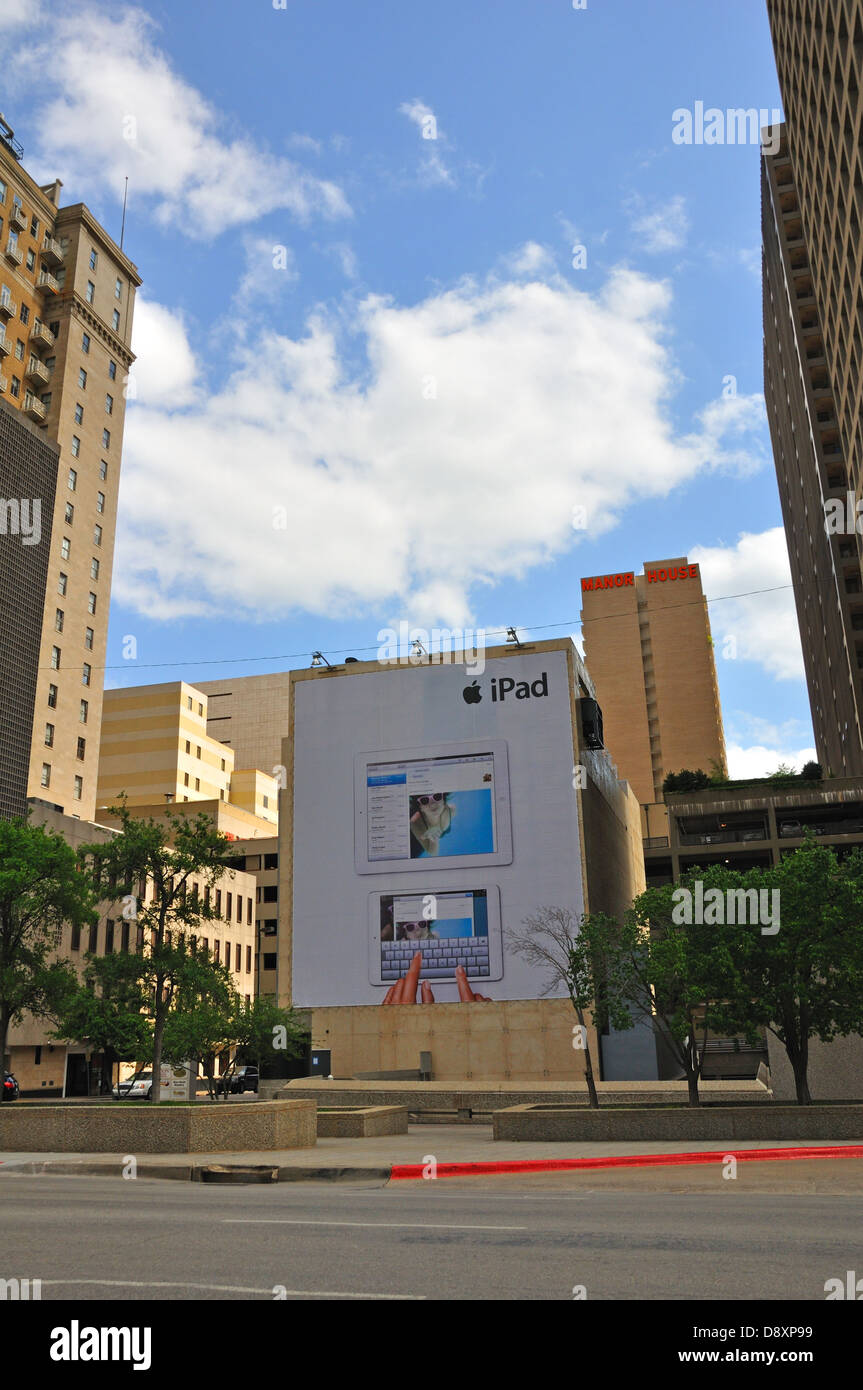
[368,886,504,986]
[354,740,513,875]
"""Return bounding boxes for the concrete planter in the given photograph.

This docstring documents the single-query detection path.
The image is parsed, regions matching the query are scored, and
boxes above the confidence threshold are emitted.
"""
[316,1106,408,1138]
[493,1103,863,1143]
[0,1099,316,1153]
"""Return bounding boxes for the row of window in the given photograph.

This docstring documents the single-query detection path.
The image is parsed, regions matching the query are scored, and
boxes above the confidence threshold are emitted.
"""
[41,764,83,800]
[69,919,253,974]
[48,649,92,683]
[54,610,95,648]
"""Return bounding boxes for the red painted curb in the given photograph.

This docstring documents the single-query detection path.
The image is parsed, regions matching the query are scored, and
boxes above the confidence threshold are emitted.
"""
[389,1144,863,1180]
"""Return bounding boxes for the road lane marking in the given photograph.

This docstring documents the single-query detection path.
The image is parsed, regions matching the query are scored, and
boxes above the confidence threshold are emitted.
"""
[222,1219,527,1230]
[39,1279,423,1299]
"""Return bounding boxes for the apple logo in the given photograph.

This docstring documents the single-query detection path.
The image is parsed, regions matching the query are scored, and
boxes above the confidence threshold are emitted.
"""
[462,680,482,705]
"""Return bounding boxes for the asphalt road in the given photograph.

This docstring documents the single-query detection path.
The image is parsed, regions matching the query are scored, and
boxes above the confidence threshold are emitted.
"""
[2,1172,862,1300]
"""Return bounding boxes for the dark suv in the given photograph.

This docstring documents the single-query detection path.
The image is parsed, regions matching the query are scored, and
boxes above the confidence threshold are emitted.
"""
[227,1066,259,1094]
[2,1072,19,1102]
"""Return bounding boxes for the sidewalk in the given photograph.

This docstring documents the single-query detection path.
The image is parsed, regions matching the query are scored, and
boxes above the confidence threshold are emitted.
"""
[2,1125,862,1182]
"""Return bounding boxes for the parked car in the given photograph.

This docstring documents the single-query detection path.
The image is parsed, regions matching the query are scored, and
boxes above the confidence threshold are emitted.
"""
[112,1071,153,1101]
[778,820,803,838]
[740,828,765,842]
[2,1072,19,1102]
[226,1066,259,1095]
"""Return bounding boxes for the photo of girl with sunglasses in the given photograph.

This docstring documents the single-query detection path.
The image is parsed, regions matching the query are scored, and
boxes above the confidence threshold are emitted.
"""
[409,791,454,857]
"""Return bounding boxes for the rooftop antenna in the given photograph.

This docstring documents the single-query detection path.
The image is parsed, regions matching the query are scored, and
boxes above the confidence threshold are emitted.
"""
[120,176,129,252]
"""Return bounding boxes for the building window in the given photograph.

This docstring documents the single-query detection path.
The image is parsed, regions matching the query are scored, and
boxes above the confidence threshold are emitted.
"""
[19,304,29,325]
[73,775,83,801]
[196,745,201,759]
[112,309,120,332]
[40,392,52,409]
[55,608,64,632]
[10,376,19,398]
[263,953,277,972]
[263,794,269,808]
[115,278,122,300]
[34,1044,42,1065]
[14,339,23,360]
[89,248,98,271]
[90,557,99,579]
[197,701,203,716]
[25,247,35,271]
[50,646,60,669]
[102,429,110,448]
[47,683,57,708]
[96,491,105,513]
[58,572,67,595]
[186,696,192,709]
[236,896,242,923]
[87,591,96,614]
[247,898,252,925]
[99,459,107,480]
[88,922,98,953]
[41,763,51,788]
[215,889,222,916]
[220,758,225,771]
[82,663,91,686]
[214,940,220,963]
[64,502,74,525]
[246,945,252,973]
[68,468,77,491]
[105,393,113,415]
[84,627,94,650]
[194,777,200,791]
[70,923,80,950]
[184,773,189,787]
[61,536,70,559]
[93,524,102,546]
[185,739,191,753]
[71,436,80,457]
[105,920,114,953]
[227,892,232,919]
[108,360,116,380]
[74,402,83,424]
[44,723,54,747]
[82,332,90,353]
[85,281,95,303]
[80,699,88,723]
[76,737,86,760]
[78,367,87,389]
[235,943,241,971]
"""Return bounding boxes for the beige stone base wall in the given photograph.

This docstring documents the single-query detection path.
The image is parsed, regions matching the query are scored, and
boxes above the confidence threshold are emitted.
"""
[311,999,598,1083]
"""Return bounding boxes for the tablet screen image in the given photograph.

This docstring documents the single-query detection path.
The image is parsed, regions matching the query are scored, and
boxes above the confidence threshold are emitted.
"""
[377,888,493,982]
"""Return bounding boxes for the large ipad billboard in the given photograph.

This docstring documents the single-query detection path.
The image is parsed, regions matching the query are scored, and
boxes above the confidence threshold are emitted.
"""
[291,650,584,1006]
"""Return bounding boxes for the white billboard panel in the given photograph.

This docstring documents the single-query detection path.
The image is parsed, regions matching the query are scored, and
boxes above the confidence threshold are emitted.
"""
[291,650,583,1006]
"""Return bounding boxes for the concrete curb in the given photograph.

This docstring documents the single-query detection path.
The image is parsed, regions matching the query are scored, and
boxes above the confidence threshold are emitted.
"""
[0,1158,392,1183]
[390,1144,863,1179]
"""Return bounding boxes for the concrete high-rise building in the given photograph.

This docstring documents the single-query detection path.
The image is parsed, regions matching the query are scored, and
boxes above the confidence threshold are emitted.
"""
[0,115,141,820]
[579,559,727,806]
[97,681,279,828]
[0,397,58,817]
[763,1,863,774]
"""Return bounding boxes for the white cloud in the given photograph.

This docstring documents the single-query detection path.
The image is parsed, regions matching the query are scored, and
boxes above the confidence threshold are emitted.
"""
[399,98,456,188]
[9,6,349,238]
[726,743,818,779]
[504,242,556,277]
[0,0,36,29]
[691,528,803,681]
[629,195,690,253]
[129,299,199,409]
[115,264,767,625]
[234,236,299,302]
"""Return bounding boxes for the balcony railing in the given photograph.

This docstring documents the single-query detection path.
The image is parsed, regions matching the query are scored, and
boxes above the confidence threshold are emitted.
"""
[8,203,26,230]
[29,319,54,347]
[4,239,22,266]
[0,374,6,394]
[37,269,59,294]
[40,235,64,266]
[23,390,46,422]
[0,294,17,319]
[25,355,50,386]
[0,330,9,355]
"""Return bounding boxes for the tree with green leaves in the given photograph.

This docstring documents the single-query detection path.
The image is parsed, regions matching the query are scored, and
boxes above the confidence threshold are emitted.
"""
[219,995,307,1093]
[709,840,863,1104]
[51,950,151,1094]
[80,803,233,1104]
[161,941,239,1098]
[0,816,97,1072]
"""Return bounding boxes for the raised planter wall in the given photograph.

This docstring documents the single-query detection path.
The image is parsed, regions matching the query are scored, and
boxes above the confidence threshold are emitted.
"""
[316,1106,408,1138]
[493,1103,863,1143]
[0,1099,316,1153]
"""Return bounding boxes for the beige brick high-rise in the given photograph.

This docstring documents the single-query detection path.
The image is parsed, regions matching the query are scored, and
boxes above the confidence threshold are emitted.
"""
[0,116,140,820]
[764,1,863,774]
[580,559,727,805]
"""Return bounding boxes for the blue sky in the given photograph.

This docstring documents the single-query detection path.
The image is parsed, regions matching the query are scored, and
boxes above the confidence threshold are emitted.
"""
[3,0,815,775]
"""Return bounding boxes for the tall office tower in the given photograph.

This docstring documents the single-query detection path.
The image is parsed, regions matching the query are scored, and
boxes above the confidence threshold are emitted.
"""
[580,559,727,806]
[0,115,140,820]
[764,0,863,774]
[0,398,58,817]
